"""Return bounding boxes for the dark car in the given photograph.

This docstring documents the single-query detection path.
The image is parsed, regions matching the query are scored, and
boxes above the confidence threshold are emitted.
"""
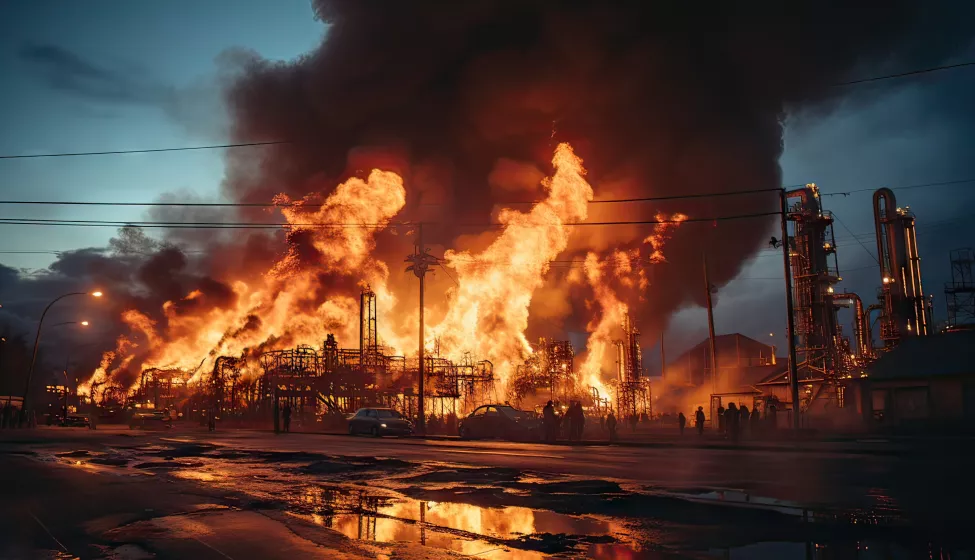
[57,414,90,428]
[129,411,173,430]
[347,407,413,437]
[458,404,541,441]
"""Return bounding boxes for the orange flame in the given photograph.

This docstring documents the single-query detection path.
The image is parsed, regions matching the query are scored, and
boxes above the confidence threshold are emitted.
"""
[432,143,593,384]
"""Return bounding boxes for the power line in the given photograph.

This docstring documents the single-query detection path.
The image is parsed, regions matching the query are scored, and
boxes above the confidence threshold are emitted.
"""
[0,141,289,160]
[835,60,975,86]
[0,61,969,161]
[0,186,789,208]
[0,211,778,230]
[830,211,879,265]
[438,263,459,286]
[821,178,975,197]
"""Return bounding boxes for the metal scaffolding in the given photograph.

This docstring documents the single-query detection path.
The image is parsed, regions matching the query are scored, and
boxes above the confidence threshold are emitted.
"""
[614,314,651,420]
[945,248,975,331]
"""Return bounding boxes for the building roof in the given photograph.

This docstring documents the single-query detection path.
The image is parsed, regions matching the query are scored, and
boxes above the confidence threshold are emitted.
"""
[869,331,975,380]
[667,333,781,365]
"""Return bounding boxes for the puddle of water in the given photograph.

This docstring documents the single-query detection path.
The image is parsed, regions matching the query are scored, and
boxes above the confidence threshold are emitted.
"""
[294,485,641,558]
[28,442,968,558]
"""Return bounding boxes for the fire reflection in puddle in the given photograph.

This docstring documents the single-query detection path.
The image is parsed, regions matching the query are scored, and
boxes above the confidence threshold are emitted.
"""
[296,486,635,558]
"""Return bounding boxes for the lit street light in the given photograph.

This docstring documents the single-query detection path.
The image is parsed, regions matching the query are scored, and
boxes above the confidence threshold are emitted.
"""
[51,321,90,328]
[23,291,104,424]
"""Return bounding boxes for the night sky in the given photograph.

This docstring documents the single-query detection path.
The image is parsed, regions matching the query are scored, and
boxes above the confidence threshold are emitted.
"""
[1,0,974,367]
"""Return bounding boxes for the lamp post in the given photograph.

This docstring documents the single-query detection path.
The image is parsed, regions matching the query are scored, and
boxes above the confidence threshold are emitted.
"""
[53,324,91,424]
[23,292,102,421]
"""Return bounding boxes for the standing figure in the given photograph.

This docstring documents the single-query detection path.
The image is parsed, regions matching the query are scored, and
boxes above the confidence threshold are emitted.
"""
[716,405,726,434]
[750,405,762,436]
[282,402,292,433]
[576,403,586,440]
[678,412,686,436]
[567,402,581,441]
[542,400,556,442]
[695,406,706,435]
[724,403,739,442]
[767,403,777,431]
[606,411,618,442]
[739,405,750,437]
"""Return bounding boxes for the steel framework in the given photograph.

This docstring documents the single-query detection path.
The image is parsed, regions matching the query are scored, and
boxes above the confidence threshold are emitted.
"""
[614,314,651,420]
[945,248,975,331]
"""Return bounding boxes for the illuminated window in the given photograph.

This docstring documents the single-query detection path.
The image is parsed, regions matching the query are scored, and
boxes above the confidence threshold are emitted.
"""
[837,386,846,408]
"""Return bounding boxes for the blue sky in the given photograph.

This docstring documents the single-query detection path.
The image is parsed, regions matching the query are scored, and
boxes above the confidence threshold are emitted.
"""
[1,1,973,358]
[0,0,322,262]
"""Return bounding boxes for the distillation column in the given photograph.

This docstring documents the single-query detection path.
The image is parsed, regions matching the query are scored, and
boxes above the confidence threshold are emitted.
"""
[873,188,930,346]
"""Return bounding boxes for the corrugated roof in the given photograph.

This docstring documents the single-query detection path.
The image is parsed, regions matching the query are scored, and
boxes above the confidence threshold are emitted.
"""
[868,331,975,380]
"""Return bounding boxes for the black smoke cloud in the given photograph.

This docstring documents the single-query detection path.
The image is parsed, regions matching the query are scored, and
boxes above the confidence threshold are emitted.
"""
[223,0,975,339]
[6,0,975,386]
[0,228,238,392]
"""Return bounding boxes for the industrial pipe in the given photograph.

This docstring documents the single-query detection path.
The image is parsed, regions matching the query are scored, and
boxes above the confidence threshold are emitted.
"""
[833,293,870,359]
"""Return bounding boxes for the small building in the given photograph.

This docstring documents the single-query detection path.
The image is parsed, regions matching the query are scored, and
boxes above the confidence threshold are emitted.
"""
[664,333,783,391]
[861,330,975,431]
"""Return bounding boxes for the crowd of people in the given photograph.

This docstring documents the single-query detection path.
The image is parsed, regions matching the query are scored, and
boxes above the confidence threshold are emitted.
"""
[711,401,778,440]
[542,400,591,442]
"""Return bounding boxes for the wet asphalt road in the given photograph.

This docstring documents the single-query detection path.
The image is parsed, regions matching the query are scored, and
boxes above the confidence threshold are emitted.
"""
[154,428,973,510]
[2,427,973,559]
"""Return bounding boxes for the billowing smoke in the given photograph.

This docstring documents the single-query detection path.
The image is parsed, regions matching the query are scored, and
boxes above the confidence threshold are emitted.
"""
[4,0,975,395]
[223,0,975,340]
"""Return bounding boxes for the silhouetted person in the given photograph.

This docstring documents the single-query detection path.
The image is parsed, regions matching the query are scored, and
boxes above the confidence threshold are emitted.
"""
[739,405,750,436]
[695,406,705,435]
[568,401,585,441]
[767,403,777,431]
[542,400,556,442]
[629,413,638,432]
[606,411,617,441]
[282,402,292,433]
[716,405,725,433]
[576,403,586,441]
[678,412,686,435]
[1,403,10,429]
[750,406,762,435]
[725,403,739,442]
[568,402,578,441]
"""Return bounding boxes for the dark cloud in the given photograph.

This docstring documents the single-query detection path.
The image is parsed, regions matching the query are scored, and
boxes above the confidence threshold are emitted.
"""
[0,228,239,389]
[224,0,975,338]
[19,43,164,104]
[18,42,226,137]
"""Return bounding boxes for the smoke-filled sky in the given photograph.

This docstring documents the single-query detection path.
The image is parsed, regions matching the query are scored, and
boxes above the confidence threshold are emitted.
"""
[2,0,974,380]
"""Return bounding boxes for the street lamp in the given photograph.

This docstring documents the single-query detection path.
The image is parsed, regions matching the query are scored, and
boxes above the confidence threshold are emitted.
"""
[23,291,104,421]
[51,321,90,328]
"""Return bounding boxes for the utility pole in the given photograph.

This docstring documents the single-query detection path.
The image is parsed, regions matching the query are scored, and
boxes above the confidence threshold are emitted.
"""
[659,331,666,381]
[406,223,438,434]
[779,189,801,431]
[703,253,718,396]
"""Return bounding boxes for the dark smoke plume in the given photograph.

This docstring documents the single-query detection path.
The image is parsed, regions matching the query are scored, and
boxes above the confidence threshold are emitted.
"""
[5,1,975,386]
[224,0,975,338]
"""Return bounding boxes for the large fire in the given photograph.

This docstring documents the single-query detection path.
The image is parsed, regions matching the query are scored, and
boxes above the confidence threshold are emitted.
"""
[79,143,684,411]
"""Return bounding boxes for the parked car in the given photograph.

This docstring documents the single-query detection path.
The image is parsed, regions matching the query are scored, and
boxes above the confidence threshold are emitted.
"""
[129,411,173,430]
[458,404,541,441]
[59,414,90,428]
[347,407,413,437]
